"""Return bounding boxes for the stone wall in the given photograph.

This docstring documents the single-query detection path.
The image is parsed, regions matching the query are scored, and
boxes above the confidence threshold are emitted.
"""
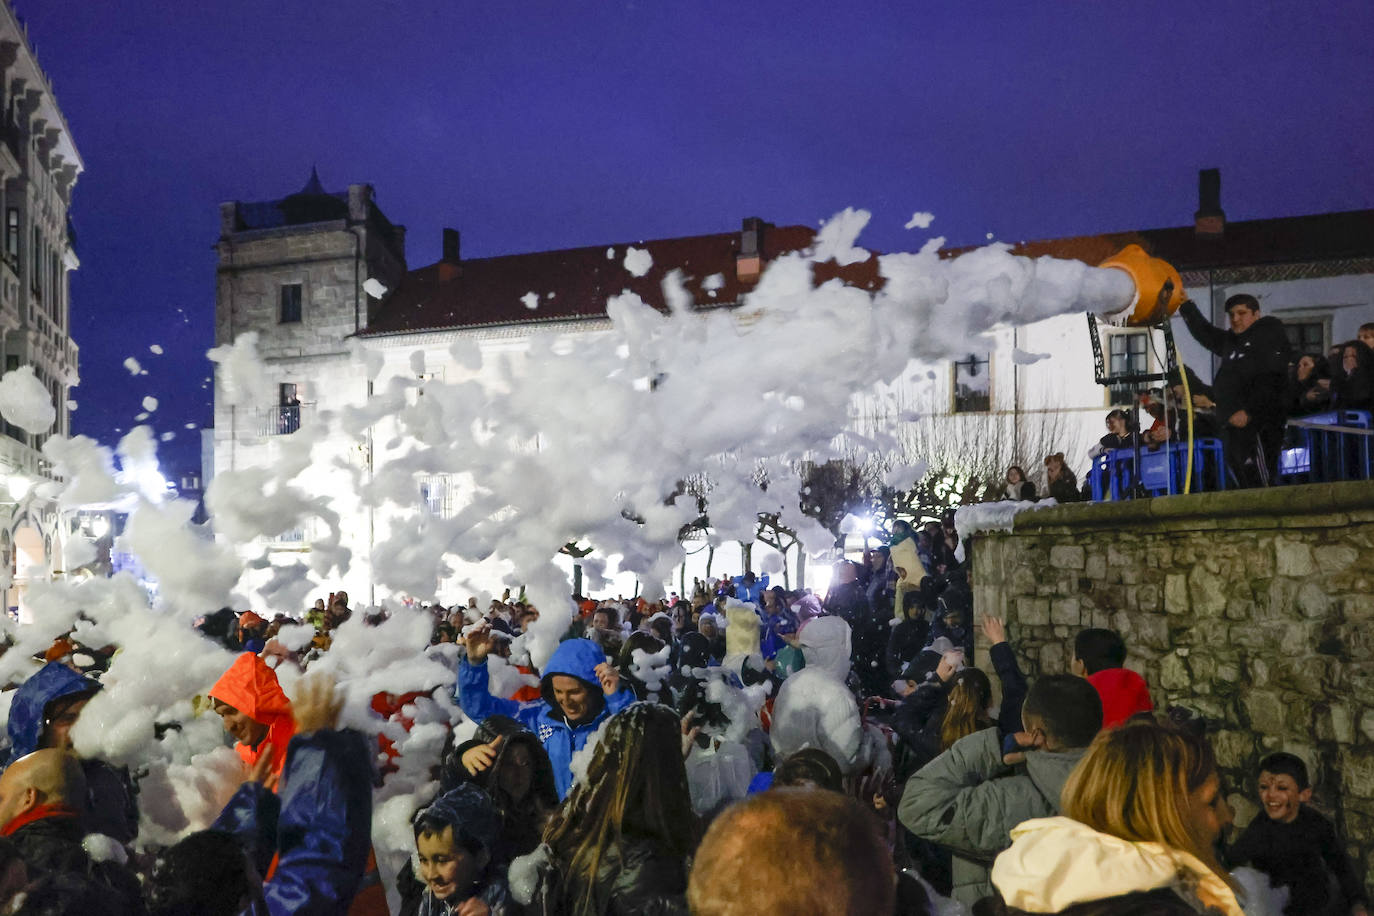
[968,480,1374,887]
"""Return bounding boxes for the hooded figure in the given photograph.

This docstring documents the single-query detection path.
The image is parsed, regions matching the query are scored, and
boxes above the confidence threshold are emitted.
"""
[457,638,633,799]
[5,664,100,766]
[796,616,852,682]
[440,715,558,867]
[209,653,296,779]
[5,663,138,844]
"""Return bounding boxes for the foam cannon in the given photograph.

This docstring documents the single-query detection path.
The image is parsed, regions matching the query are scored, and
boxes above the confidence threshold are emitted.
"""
[1085,244,1199,493]
[1094,244,1188,328]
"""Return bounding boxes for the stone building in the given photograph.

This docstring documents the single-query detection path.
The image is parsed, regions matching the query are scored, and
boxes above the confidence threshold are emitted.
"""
[0,2,82,616]
[210,171,1374,606]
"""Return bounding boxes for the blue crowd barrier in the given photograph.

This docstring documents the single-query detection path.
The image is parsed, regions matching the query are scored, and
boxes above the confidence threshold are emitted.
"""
[1089,438,1226,501]
[1282,410,1372,483]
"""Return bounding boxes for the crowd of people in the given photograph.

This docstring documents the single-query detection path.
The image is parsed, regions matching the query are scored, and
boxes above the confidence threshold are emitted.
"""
[991,299,1374,502]
[0,520,1366,916]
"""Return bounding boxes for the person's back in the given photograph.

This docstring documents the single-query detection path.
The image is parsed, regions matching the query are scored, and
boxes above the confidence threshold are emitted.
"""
[899,674,1103,905]
[1225,752,1368,916]
[1071,628,1152,728]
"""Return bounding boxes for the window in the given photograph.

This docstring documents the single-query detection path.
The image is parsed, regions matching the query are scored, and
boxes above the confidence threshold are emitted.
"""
[276,383,301,435]
[1106,332,1149,406]
[5,209,17,263]
[1284,319,1326,357]
[30,227,39,295]
[279,283,303,323]
[952,353,991,413]
[419,475,453,518]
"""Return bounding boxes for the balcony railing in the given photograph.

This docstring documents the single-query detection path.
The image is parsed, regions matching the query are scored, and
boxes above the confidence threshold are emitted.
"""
[257,403,313,437]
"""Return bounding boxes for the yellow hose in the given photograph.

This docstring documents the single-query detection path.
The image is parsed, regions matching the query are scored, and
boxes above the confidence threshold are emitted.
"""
[1177,354,1195,495]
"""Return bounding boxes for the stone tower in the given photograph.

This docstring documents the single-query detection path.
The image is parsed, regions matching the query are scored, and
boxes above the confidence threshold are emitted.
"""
[213,171,406,468]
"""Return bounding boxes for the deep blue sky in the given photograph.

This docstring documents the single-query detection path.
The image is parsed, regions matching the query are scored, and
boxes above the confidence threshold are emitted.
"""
[17,0,1374,479]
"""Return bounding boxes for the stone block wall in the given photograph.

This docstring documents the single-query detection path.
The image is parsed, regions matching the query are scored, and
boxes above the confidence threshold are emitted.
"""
[968,481,1374,888]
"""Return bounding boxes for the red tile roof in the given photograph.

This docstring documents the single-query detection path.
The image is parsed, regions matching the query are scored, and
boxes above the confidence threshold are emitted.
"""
[360,224,817,336]
[959,209,1374,271]
[362,208,1374,336]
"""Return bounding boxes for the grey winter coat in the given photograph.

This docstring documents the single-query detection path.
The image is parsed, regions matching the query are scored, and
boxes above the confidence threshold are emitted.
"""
[897,727,1086,907]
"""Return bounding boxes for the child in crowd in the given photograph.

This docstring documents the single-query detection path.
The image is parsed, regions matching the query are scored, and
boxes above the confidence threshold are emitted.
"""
[1226,752,1368,916]
[1071,627,1152,728]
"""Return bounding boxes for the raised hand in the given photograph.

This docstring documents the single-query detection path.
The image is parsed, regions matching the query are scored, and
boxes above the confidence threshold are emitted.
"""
[293,672,344,736]
[465,624,493,663]
[245,743,279,791]
[460,734,505,775]
[981,615,1007,646]
[593,661,620,696]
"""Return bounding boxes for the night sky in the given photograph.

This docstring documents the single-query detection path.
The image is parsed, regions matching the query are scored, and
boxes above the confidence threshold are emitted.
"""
[15,0,1374,480]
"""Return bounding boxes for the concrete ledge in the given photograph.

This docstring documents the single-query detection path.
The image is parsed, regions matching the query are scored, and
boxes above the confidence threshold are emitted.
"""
[1008,480,1374,534]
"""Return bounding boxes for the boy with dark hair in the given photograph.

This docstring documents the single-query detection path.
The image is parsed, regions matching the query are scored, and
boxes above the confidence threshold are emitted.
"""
[1226,753,1368,916]
[1071,627,1153,728]
[408,785,509,915]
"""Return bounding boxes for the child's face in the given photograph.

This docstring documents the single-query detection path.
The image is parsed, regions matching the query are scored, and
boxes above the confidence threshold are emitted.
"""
[417,827,485,901]
[1359,328,1374,349]
[1257,770,1310,824]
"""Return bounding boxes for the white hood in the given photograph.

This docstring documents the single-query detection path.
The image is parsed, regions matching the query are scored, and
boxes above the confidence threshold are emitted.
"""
[991,817,1242,916]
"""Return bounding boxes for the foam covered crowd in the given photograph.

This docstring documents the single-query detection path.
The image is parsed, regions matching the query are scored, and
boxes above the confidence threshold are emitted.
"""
[0,526,1366,916]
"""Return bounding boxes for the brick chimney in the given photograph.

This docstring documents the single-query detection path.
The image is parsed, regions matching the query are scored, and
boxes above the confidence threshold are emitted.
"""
[1194,168,1225,239]
[438,228,461,281]
[737,217,765,284]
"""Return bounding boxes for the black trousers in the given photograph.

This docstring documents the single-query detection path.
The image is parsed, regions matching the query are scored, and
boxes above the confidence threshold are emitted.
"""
[1223,420,1283,487]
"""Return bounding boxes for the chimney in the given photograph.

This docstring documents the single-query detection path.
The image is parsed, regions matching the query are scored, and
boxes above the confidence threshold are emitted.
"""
[1194,168,1225,239]
[218,201,241,238]
[347,183,373,223]
[737,217,765,284]
[442,228,460,263]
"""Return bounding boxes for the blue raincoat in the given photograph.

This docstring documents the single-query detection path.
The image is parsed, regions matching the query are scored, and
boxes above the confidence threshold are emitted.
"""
[457,638,632,799]
[5,662,100,765]
[213,728,374,916]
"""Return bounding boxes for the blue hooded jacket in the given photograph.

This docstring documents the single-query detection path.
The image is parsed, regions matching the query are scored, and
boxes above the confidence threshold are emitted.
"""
[457,638,632,799]
[6,662,100,766]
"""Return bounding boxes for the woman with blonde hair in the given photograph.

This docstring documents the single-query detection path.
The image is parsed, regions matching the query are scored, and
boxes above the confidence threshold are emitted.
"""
[977,717,1240,915]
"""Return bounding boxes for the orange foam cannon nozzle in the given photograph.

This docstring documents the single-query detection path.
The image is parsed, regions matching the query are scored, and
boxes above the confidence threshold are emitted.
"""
[1098,244,1187,327]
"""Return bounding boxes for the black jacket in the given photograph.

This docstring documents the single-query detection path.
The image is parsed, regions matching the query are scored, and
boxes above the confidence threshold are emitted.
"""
[11,813,145,915]
[535,835,689,916]
[1178,301,1293,424]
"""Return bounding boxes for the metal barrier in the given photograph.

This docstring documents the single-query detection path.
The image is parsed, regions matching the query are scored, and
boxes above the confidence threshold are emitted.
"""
[1091,438,1227,501]
[1280,411,1373,484]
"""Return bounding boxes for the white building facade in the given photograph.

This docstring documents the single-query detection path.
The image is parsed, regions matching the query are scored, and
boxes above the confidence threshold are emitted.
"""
[0,2,82,615]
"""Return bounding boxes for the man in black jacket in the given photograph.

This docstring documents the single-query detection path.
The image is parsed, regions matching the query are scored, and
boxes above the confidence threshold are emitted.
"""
[1177,293,1293,487]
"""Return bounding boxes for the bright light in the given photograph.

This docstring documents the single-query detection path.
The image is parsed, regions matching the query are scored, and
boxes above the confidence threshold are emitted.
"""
[6,475,30,501]
[90,517,110,539]
[136,468,170,501]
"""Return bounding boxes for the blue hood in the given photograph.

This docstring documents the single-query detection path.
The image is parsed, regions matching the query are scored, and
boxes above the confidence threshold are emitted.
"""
[6,663,100,765]
[541,638,606,685]
[538,638,607,710]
